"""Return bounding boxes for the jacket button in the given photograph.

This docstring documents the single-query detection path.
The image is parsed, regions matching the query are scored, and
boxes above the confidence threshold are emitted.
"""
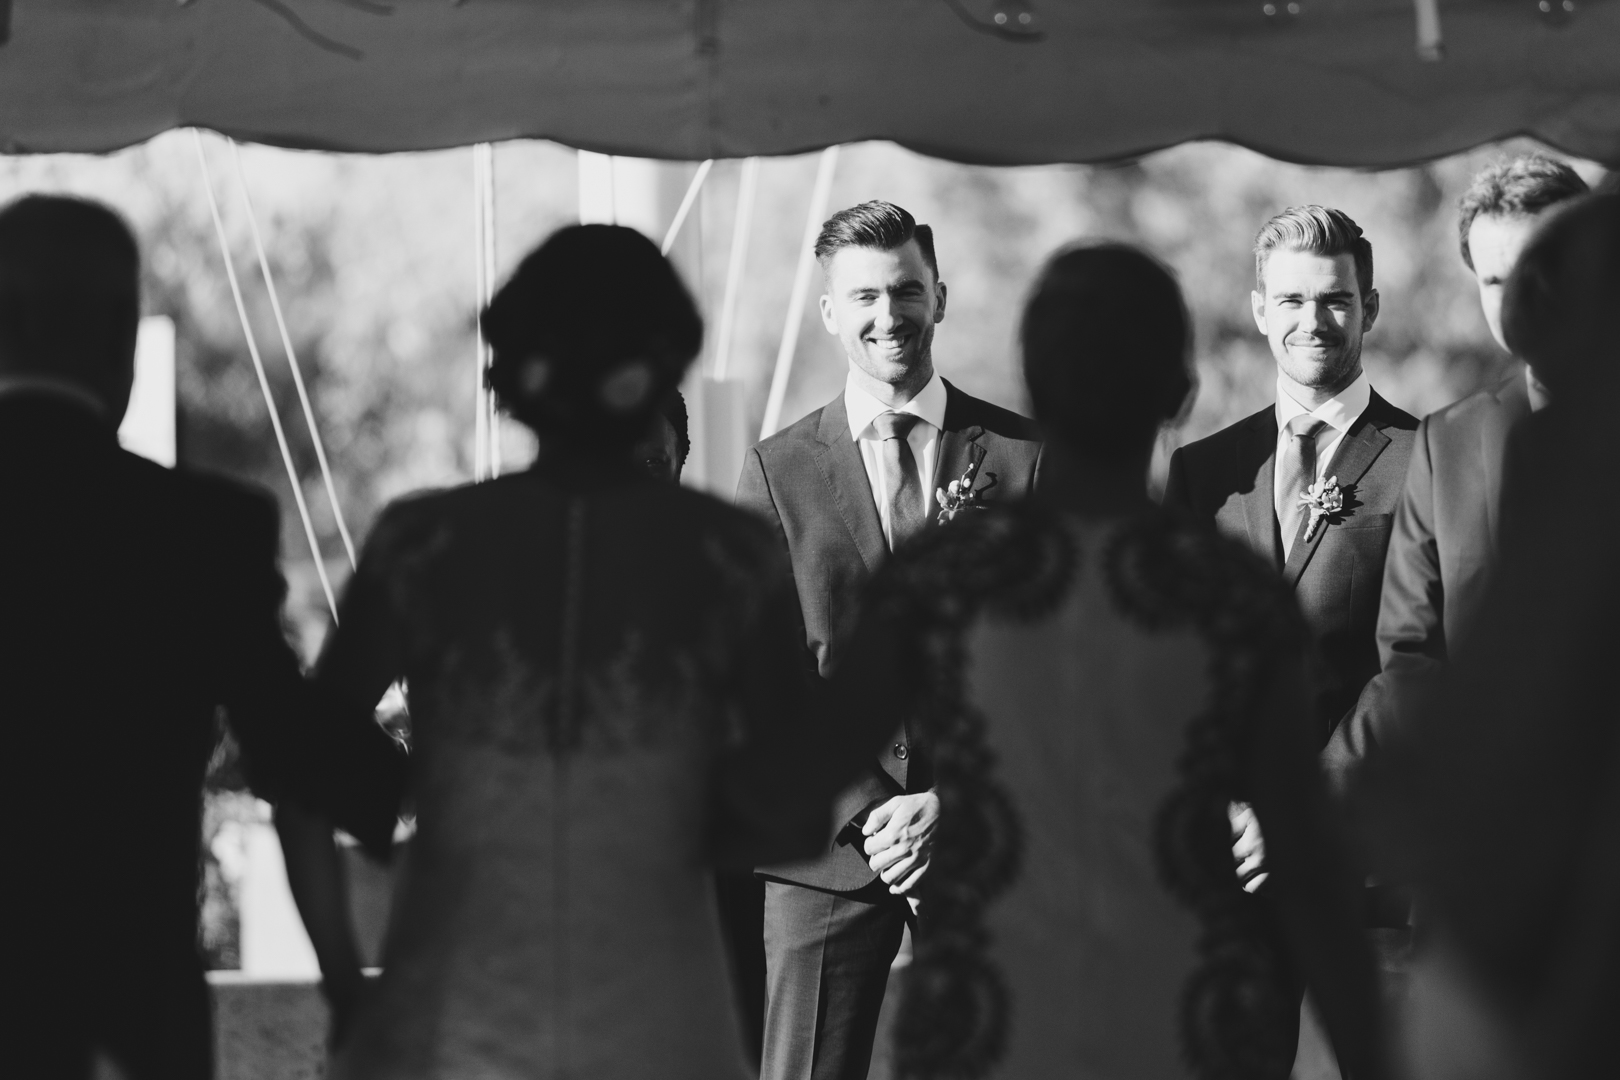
[893,744,908,760]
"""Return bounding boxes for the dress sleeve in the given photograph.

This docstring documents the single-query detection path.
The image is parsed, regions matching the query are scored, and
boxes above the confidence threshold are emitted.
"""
[315,499,420,715]
[710,531,892,869]
[1247,647,1388,1080]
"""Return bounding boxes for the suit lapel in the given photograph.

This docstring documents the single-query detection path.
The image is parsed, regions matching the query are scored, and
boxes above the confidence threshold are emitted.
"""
[933,382,987,516]
[1281,395,1394,588]
[813,394,888,573]
[1237,410,1283,570]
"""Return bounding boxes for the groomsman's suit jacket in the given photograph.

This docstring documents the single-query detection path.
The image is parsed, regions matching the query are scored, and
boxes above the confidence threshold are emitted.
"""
[1,394,402,1079]
[1325,373,1532,788]
[1163,390,1418,747]
[737,378,1042,892]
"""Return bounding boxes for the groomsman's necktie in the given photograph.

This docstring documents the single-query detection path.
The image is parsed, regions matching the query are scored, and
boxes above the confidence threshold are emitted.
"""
[873,411,927,552]
[1277,415,1327,560]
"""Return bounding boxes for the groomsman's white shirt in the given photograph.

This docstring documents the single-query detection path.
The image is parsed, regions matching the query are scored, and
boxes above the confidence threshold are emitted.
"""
[1273,370,1372,514]
[845,370,947,549]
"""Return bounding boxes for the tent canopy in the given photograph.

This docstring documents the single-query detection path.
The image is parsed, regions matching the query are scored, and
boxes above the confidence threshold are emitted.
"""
[2,0,1618,166]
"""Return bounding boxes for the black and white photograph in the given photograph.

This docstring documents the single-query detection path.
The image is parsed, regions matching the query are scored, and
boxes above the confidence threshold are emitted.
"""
[2,3,1617,1079]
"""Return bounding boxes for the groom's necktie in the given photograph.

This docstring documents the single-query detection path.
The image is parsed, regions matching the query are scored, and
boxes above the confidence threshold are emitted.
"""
[1277,415,1327,560]
[873,410,927,552]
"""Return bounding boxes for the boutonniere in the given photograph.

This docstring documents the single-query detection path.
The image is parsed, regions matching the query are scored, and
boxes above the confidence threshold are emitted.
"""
[1298,476,1347,542]
[936,459,998,524]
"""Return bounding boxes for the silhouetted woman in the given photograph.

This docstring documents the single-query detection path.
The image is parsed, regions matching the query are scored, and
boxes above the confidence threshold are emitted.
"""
[288,225,881,1079]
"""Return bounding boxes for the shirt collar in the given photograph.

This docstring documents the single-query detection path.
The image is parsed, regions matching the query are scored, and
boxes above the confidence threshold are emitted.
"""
[1274,370,1371,436]
[845,369,947,441]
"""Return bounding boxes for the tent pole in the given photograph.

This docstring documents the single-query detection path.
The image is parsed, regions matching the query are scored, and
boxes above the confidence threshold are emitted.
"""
[713,157,759,383]
[228,139,357,570]
[472,144,491,481]
[760,146,839,440]
[481,144,501,477]
[193,130,339,623]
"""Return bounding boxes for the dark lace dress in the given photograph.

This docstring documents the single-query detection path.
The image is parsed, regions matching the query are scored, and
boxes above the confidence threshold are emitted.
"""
[317,463,865,1080]
[843,502,1378,1080]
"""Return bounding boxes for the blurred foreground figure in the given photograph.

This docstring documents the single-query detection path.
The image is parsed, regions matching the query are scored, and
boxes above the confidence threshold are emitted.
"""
[291,225,886,1079]
[0,196,402,1080]
[841,245,1385,1080]
[1374,194,1620,1080]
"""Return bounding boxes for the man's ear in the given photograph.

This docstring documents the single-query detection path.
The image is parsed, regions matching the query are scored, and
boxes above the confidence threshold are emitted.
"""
[1250,290,1268,336]
[1362,289,1381,333]
[934,281,948,324]
[819,293,839,335]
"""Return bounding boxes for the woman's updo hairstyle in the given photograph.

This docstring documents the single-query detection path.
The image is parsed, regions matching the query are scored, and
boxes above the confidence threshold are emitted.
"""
[1021,243,1194,461]
[483,224,703,448]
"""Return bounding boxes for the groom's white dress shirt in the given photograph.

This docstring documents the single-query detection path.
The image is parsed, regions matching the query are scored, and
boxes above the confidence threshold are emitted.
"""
[845,370,947,549]
[1272,370,1372,513]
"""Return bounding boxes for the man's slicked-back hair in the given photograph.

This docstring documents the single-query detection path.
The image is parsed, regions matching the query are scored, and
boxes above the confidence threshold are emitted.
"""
[1457,154,1589,270]
[1254,205,1374,298]
[814,200,939,281]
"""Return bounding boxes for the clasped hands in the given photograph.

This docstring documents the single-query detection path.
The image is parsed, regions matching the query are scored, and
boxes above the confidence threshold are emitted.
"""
[1229,800,1267,893]
[860,790,939,896]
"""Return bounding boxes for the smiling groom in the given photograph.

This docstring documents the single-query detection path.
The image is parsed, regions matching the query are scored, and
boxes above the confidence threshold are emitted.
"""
[736,201,1041,1080]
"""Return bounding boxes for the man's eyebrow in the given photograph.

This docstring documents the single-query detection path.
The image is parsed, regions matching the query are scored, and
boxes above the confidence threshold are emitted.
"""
[1272,287,1357,301]
[845,277,926,296]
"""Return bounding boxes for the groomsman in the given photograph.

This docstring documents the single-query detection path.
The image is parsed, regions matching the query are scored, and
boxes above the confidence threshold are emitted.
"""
[1164,205,1417,748]
[1164,205,1418,1077]
[1326,156,1588,793]
[736,201,1040,1080]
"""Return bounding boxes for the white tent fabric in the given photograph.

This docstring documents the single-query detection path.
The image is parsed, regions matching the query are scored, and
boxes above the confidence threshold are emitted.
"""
[2,0,1618,164]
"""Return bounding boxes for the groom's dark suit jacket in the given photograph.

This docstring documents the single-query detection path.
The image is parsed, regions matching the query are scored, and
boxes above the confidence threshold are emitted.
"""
[1325,374,1531,791]
[737,379,1041,892]
[1,395,401,1079]
[1163,390,1418,747]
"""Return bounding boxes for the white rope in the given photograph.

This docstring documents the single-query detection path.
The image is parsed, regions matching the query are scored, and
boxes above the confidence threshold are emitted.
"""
[192,130,340,624]
[472,144,493,481]
[228,139,357,570]
[661,159,714,256]
[712,157,758,382]
[760,146,840,440]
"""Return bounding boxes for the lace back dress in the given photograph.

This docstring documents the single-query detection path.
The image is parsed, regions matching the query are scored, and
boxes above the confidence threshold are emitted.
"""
[319,467,832,1080]
[860,504,1315,1080]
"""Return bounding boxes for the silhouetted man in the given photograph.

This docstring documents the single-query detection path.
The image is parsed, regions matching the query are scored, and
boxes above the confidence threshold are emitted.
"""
[0,195,400,1080]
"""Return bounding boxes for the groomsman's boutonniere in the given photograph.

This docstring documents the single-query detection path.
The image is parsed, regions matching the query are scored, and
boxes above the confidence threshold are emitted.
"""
[1299,476,1346,542]
[936,460,998,524]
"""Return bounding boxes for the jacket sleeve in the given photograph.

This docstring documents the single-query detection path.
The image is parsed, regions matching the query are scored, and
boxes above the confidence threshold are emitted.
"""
[1324,417,1440,799]
[213,489,406,859]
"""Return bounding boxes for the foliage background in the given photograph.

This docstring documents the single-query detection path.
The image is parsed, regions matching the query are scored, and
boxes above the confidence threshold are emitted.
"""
[1,133,1603,649]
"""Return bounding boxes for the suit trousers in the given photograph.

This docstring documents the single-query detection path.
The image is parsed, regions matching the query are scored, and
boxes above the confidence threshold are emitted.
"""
[761,878,911,1080]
